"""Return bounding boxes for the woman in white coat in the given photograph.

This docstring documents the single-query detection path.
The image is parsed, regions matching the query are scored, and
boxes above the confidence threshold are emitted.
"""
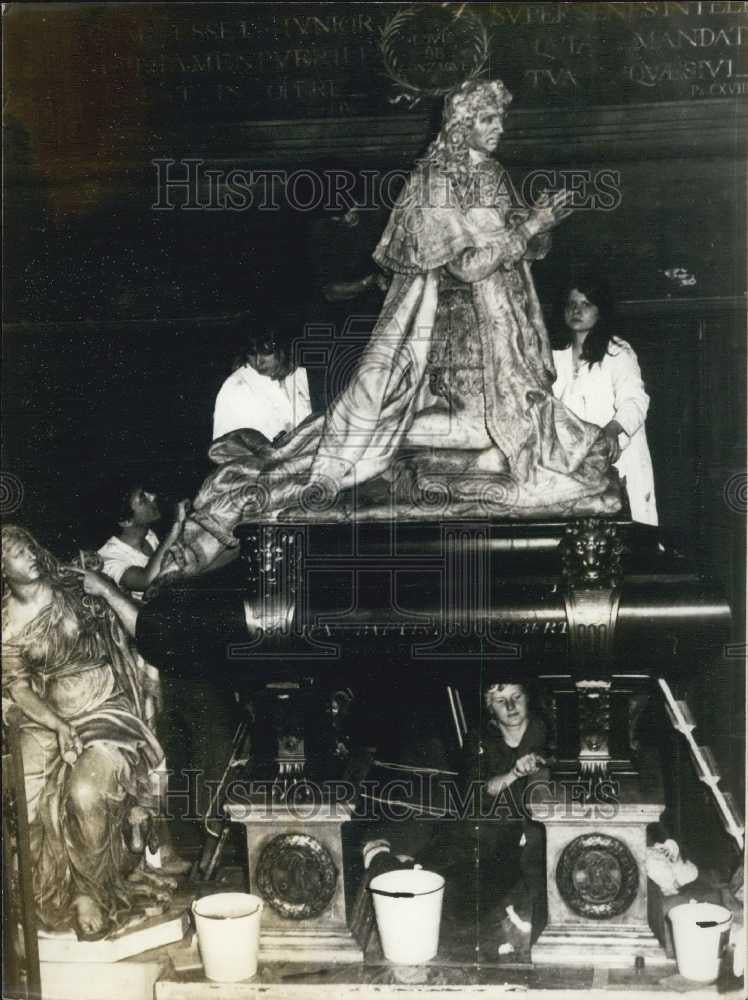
[552,274,658,525]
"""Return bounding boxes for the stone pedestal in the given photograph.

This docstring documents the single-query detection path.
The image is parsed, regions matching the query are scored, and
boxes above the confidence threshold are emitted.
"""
[227,798,363,964]
[529,792,672,967]
[36,893,189,999]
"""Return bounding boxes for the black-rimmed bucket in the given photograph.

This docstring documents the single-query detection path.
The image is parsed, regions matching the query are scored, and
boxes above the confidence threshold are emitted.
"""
[368,868,445,963]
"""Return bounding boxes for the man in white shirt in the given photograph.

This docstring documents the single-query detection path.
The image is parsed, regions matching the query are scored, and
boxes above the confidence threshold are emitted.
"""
[98,487,189,600]
[98,485,195,874]
[212,331,312,443]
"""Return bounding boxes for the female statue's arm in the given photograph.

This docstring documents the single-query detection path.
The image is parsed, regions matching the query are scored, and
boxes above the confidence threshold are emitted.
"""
[7,677,66,730]
[3,651,83,757]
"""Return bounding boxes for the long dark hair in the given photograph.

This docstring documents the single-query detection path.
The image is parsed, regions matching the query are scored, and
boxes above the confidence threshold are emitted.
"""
[229,316,296,378]
[554,271,620,367]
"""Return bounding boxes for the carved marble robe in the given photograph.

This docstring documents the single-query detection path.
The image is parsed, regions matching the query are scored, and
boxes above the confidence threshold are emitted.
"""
[3,589,163,934]
[161,159,619,577]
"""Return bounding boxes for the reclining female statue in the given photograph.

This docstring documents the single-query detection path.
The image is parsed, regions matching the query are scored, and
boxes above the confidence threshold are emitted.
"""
[2,526,172,941]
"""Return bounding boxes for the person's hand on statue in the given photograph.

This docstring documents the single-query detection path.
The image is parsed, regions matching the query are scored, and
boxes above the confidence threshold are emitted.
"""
[602,420,624,463]
[523,189,573,238]
[166,499,191,542]
[56,720,84,764]
[67,565,115,598]
[68,564,140,636]
[174,499,191,524]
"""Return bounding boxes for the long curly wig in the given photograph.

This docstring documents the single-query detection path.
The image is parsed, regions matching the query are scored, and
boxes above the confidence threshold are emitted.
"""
[419,79,513,196]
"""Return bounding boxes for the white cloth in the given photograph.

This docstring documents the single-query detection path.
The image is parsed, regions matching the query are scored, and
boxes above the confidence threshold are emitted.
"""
[212,365,312,442]
[646,840,698,896]
[98,529,160,600]
[552,341,658,525]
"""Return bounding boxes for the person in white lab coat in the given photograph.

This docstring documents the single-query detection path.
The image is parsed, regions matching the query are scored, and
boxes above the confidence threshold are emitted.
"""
[212,328,312,445]
[552,274,658,525]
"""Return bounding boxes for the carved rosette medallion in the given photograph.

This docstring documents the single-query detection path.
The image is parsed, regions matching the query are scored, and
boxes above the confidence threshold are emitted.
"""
[556,833,639,919]
[256,833,338,920]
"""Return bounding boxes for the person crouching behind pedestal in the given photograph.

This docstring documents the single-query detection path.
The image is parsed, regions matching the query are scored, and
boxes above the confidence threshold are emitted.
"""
[463,680,551,959]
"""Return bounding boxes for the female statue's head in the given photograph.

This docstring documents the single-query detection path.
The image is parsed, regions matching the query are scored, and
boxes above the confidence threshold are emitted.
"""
[2,524,106,629]
[422,78,512,183]
[1,524,55,591]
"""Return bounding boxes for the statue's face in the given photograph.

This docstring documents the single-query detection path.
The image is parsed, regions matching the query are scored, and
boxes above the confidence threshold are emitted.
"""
[467,108,504,156]
[485,684,528,731]
[2,536,41,585]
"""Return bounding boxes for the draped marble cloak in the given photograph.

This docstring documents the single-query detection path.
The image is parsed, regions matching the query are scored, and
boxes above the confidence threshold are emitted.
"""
[3,591,164,934]
[161,160,619,576]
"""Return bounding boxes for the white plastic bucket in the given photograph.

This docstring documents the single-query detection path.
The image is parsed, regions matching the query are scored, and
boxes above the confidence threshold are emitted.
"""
[668,901,732,983]
[369,868,445,964]
[192,892,263,982]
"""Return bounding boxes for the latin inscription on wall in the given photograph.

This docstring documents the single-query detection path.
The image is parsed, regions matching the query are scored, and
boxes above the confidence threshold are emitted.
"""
[124,1,748,119]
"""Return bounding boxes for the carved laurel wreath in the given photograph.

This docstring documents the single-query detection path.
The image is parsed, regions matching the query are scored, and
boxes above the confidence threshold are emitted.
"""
[380,4,488,99]
[255,833,338,920]
[556,833,639,919]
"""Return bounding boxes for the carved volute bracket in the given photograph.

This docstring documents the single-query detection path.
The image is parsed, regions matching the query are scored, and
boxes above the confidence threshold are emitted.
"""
[560,519,625,777]
[239,525,300,635]
[560,518,624,668]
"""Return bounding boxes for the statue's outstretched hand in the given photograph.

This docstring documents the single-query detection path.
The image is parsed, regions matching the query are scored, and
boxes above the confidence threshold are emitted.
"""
[526,189,574,236]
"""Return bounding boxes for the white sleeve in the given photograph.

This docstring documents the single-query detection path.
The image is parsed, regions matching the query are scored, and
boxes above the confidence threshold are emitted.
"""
[609,342,650,439]
[213,381,242,440]
[213,374,284,441]
[97,544,129,587]
[295,368,313,421]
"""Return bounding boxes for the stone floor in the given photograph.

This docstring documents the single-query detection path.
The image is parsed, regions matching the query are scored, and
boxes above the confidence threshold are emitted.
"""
[38,877,743,1000]
[155,866,742,1000]
[155,963,745,999]
[37,834,744,1000]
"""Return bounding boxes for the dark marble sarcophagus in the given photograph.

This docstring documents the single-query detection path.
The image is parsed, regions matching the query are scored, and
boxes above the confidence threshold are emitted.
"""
[137,516,730,778]
[137,516,734,966]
